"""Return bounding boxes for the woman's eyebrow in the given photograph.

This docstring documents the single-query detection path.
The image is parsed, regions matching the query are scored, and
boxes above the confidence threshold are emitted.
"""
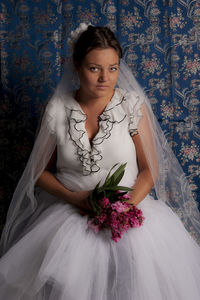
[87,63,119,66]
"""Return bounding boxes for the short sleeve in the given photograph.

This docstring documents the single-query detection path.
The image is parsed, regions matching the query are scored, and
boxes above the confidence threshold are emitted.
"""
[42,97,67,144]
[126,91,144,137]
[42,99,57,134]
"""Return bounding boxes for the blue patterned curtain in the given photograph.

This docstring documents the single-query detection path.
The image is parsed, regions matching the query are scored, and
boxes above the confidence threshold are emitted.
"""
[1,0,200,232]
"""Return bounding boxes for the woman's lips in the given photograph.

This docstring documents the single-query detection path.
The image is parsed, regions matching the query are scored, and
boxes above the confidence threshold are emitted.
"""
[96,85,108,89]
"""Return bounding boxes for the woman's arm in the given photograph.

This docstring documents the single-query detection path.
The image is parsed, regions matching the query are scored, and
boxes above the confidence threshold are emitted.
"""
[36,148,91,211]
[128,133,154,206]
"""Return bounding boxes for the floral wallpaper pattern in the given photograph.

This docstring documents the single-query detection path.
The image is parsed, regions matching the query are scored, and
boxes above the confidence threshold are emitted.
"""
[0,0,200,233]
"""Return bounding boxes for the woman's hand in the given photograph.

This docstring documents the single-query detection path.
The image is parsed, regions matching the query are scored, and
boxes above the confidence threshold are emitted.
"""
[36,168,92,215]
[69,190,92,214]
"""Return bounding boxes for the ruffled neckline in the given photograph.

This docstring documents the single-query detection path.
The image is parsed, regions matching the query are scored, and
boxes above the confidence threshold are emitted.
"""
[64,88,127,175]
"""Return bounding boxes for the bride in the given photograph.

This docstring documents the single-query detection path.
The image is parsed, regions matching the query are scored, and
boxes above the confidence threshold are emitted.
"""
[0,24,200,300]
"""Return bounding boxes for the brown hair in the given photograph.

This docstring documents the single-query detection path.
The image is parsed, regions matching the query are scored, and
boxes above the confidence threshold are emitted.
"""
[73,25,123,66]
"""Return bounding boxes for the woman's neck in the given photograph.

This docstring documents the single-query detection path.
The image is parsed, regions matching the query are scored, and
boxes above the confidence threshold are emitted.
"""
[75,88,115,109]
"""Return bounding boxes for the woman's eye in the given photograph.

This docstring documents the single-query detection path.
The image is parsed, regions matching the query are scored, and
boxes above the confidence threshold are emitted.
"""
[90,67,99,72]
[110,67,118,72]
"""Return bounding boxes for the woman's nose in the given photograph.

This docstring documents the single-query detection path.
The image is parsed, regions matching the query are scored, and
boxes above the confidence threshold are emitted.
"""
[98,69,109,82]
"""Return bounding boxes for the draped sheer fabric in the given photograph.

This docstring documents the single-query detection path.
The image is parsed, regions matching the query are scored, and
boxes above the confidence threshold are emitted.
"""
[0,59,200,256]
[0,110,57,255]
[118,61,200,243]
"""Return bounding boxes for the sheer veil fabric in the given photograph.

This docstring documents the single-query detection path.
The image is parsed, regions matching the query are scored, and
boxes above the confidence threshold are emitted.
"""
[0,58,200,256]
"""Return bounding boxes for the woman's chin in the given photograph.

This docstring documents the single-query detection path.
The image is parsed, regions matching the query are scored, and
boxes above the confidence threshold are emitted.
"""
[93,87,115,97]
[80,87,115,100]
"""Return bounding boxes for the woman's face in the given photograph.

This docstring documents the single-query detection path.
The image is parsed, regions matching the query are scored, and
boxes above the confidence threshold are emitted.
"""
[76,47,119,99]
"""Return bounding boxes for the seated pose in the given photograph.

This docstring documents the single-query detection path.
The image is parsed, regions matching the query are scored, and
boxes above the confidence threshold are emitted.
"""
[0,25,200,300]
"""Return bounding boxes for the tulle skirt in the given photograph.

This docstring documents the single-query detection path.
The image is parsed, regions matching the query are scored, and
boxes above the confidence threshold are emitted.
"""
[0,191,200,300]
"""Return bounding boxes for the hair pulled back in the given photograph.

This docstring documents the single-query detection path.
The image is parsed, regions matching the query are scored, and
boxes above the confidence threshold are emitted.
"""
[73,26,123,66]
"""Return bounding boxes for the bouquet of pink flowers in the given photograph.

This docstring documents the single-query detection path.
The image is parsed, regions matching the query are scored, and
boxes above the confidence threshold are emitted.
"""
[88,163,145,242]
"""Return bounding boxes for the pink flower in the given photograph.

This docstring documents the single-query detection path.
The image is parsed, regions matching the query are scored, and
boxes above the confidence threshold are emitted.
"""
[87,219,100,233]
[110,213,120,229]
[99,197,110,208]
[121,193,131,200]
[112,234,121,243]
[117,192,131,201]
[112,201,128,213]
[88,175,145,242]
[99,214,107,223]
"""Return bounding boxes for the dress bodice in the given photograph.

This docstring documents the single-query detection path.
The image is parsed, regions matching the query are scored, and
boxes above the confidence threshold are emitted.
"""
[46,88,143,191]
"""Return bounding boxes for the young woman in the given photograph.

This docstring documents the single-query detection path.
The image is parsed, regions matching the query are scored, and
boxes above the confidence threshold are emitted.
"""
[0,25,200,300]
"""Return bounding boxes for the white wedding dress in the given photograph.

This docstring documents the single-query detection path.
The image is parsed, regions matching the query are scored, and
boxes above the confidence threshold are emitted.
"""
[0,88,200,300]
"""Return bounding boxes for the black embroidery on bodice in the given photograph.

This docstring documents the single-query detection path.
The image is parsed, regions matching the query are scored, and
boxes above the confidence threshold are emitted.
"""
[66,92,127,176]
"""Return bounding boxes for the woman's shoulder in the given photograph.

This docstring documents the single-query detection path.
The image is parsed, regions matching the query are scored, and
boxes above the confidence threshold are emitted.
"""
[115,89,144,130]
[42,93,74,139]
[115,88,144,111]
[45,91,75,116]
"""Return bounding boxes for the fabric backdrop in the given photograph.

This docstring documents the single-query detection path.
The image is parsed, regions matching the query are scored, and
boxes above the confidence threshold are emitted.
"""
[0,0,200,233]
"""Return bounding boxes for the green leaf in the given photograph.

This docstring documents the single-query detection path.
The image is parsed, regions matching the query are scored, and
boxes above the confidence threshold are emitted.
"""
[112,170,125,186]
[89,195,101,215]
[93,180,101,193]
[110,163,127,185]
[104,186,133,192]
[104,163,119,184]
[89,163,133,214]
[93,164,129,194]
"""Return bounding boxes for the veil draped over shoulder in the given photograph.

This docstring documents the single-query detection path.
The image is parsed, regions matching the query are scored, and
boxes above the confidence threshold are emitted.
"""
[1,57,200,256]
